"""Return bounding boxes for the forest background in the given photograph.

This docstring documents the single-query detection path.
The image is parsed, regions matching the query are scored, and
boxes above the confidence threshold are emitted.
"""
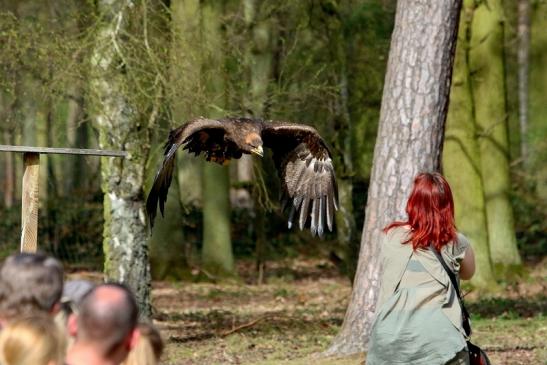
[0,0,545,364]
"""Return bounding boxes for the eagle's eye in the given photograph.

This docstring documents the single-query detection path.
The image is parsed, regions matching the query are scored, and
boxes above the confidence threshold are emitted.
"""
[249,139,262,148]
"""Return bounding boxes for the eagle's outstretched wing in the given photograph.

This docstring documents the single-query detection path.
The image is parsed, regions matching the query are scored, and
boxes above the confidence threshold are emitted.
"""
[261,122,338,236]
[146,118,227,227]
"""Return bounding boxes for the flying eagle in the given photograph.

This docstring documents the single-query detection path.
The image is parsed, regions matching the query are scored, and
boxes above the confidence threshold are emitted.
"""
[146,117,338,236]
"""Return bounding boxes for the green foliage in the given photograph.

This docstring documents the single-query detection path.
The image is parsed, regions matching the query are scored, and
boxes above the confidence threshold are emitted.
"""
[511,170,547,257]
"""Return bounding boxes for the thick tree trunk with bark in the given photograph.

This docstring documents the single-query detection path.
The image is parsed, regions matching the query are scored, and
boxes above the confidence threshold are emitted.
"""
[469,0,521,273]
[443,0,496,290]
[327,0,462,355]
[90,0,152,317]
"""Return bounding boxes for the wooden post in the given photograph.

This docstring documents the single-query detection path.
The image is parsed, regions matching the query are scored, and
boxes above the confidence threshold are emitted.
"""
[21,152,40,253]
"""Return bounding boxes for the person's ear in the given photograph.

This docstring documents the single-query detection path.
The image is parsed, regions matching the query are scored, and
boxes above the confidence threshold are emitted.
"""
[50,301,62,315]
[67,313,78,337]
[128,326,141,350]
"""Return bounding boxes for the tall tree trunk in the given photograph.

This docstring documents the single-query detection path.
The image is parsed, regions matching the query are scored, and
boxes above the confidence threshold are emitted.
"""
[142,0,198,281]
[243,0,274,283]
[319,0,358,279]
[146,148,186,280]
[1,91,16,208]
[529,0,547,200]
[90,0,152,316]
[443,0,496,290]
[72,110,90,191]
[469,0,521,274]
[200,0,234,276]
[334,1,358,280]
[202,163,234,275]
[327,0,462,355]
[517,0,530,164]
[65,88,83,194]
[2,130,15,208]
[170,0,203,210]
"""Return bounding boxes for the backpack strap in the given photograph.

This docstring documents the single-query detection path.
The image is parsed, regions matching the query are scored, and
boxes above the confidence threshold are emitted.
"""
[429,244,472,336]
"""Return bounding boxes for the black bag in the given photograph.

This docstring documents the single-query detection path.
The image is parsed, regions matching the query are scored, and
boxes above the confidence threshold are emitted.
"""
[467,341,492,365]
[430,245,492,365]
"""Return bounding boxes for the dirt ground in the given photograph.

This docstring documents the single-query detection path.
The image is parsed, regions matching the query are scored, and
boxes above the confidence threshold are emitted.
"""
[70,257,546,364]
[139,257,545,365]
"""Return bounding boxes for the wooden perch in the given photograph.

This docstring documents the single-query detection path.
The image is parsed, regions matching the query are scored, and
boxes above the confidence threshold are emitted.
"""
[0,144,126,253]
[0,145,127,157]
[21,153,40,253]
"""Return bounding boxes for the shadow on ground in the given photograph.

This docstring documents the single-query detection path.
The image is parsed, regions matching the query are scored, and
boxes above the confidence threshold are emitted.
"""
[468,294,547,319]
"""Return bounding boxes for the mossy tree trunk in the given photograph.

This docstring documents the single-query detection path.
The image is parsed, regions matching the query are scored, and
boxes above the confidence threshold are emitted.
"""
[170,0,203,211]
[64,87,85,195]
[243,0,273,283]
[90,0,152,316]
[2,129,15,208]
[143,0,201,281]
[517,0,530,164]
[0,93,16,208]
[202,163,234,275]
[327,0,462,355]
[469,0,521,274]
[146,144,187,280]
[529,2,547,201]
[443,0,496,290]
[200,0,234,276]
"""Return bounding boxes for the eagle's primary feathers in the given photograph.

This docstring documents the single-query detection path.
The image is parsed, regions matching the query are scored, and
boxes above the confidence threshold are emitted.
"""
[146,117,338,237]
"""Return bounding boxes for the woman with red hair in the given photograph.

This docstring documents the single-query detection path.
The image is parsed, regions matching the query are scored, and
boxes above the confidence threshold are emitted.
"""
[366,172,475,365]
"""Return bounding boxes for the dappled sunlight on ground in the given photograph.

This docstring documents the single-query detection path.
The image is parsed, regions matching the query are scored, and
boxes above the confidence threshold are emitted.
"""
[68,257,545,364]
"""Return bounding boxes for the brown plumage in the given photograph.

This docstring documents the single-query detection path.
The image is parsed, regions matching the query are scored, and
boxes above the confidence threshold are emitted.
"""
[146,117,338,237]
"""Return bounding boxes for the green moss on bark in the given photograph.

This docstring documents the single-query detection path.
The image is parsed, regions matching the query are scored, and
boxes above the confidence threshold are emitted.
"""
[443,0,497,290]
[202,163,234,276]
[469,0,522,271]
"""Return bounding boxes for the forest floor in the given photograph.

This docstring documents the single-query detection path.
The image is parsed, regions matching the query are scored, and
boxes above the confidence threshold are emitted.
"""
[71,256,546,365]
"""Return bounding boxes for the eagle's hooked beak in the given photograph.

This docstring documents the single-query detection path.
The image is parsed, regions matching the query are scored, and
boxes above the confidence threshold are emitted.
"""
[251,145,264,157]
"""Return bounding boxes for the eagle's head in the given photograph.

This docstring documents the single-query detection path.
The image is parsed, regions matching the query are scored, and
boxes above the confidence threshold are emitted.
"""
[244,132,264,157]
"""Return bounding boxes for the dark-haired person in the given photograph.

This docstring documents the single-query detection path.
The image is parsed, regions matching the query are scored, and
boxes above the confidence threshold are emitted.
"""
[0,252,64,326]
[66,283,139,365]
[366,172,475,365]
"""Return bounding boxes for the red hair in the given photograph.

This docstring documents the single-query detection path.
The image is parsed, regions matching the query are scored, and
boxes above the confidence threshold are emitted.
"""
[384,172,456,251]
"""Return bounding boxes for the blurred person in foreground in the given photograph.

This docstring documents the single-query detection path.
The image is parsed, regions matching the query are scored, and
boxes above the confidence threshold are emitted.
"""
[0,252,64,326]
[58,279,96,324]
[122,322,164,365]
[0,313,65,365]
[57,279,96,348]
[66,283,139,365]
[366,172,476,365]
